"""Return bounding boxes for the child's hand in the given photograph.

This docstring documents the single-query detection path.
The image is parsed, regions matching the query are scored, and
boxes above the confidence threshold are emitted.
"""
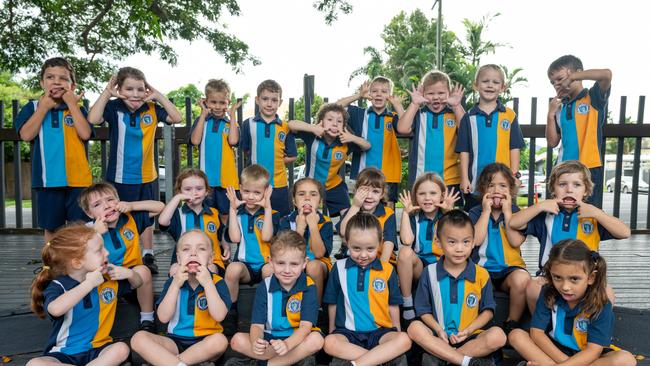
[61,86,84,107]
[549,97,562,115]
[105,264,132,281]
[143,82,161,103]
[437,186,460,212]
[460,178,472,194]
[406,84,428,106]
[226,186,244,210]
[501,192,513,214]
[482,193,493,213]
[446,83,465,108]
[338,126,356,144]
[168,263,179,277]
[270,338,289,356]
[93,216,108,235]
[195,264,212,287]
[221,243,231,261]
[258,186,273,210]
[198,98,210,117]
[358,81,370,100]
[352,186,370,208]
[115,201,132,213]
[38,93,58,111]
[173,265,189,288]
[253,338,269,355]
[539,199,560,215]
[306,210,320,227]
[311,123,327,138]
[450,330,469,344]
[104,75,123,99]
[398,190,419,215]
[85,269,105,288]
[388,94,404,108]
[174,193,193,204]
[576,201,599,218]
[227,99,242,121]
[434,328,449,344]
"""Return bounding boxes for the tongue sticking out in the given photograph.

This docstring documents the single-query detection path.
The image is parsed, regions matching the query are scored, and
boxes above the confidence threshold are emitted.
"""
[493,197,502,207]
[187,261,200,273]
[302,203,313,213]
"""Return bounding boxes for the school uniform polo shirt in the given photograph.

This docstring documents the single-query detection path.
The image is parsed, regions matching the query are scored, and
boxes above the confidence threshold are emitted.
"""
[226,206,280,271]
[407,106,461,186]
[414,258,495,336]
[240,115,297,188]
[103,99,169,184]
[43,275,131,355]
[251,273,319,337]
[335,205,398,260]
[408,211,444,265]
[279,211,333,269]
[456,101,525,193]
[469,205,526,273]
[15,101,93,188]
[555,82,610,168]
[347,106,401,183]
[323,258,401,332]
[524,209,613,269]
[531,286,614,351]
[96,212,150,268]
[161,202,225,269]
[190,115,239,189]
[297,132,356,190]
[158,272,231,339]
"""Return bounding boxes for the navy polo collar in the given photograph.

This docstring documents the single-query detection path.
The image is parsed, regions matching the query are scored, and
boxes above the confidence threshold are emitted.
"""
[116,99,150,115]
[208,115,229,123]
[564,88,589,105]
[468,100,506,116]
[181,271,217,293]
[253,113,282,125]
[113,213,131,231]
[319,135,343,147]
[437,257,477,282]
[237,205,265,217]
[372,204,387,217]
[366,106,392,117]
[50,103,69,111]
[422,105,453,115]
[345,257,383,271]
[418,210,442,223]
[181,201,213,216]
[268,272,308,294]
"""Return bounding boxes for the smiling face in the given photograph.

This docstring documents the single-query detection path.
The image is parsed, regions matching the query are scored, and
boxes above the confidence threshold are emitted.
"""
[487,172,511,209]
[270,247,307,288]
[423,81,450,113]
[360,184,384,212]
[475,68,505,104]
[87,191,120,224]
[180,175,208,207]
[320,110,345,138]
[415,180,443,214]
[80,234,109,273]
[118,77,147,112]
[347,228,380,268]
[553,172,587,210]
[177,231,213,274]
[549,261,594,307]
[205,91,229,118]
[255,89,282,120]
[293,180,321,214]
[438,223,474,266]
[369,81,391,111]
[40,66,74,100]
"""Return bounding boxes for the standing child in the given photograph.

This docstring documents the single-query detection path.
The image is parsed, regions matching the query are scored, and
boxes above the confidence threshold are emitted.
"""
[408,210,506,366]
[397,173,459,321]
[230,231,324,366]
[28,225,143,366]
[469,163,530,333]
[190,79,241,224]
[159,168,229,277]
[456,64,525,211]
[15,57,93,242]
[288,103,371,216]
[546,55,612,208]
[508,240,636,366]
[88,67,182,274]
[240,79,297,216]
[323,213,412,365]
[279,178,333,302]
[131,230,231,366]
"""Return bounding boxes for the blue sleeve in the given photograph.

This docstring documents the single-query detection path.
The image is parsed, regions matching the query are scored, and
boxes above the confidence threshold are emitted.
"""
[250,281,268,325]
[479,272,496,313]
[524,212,547,241]
[272,211,282,236]
[530,287,552,331]
[278,216,291,231]
[414,268,434,317]
[296,131,315,145]
[43,280,65,318]
[320,220,334,256]
[587,302,614,347]
[154,103,170,125]
[383,211,398,250]
[322,262,341,304]
[509,116,525,150]
[300,283,319,325]
[15,102,36,135]
[284,131,297,157]
[215,277,232,311]
[347,105,364,136]
[240,118,251,153]
[589,81,610,111]
[156,277,175,306]
[103,99,116,124]
[390,112,399,132]
[597,221,615,241]
[455,114,471,153]
[468,206,482,224]
[132,211,153,234]
[387,266,402,305]
[116,279,132,297]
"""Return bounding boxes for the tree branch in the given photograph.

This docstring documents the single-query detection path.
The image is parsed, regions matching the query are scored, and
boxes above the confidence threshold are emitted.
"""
[81,0,115,55]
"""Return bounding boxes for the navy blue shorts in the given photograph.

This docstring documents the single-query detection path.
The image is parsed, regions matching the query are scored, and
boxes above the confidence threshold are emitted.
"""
[550,337,613,357]
[36,187,89,231]
[588,166,604,208]
[488,266,528,291]
[209,187,236,215]
[271,186,291,216]
[325,181,351,217]
[243,262,264,285]
[45,343,111,365]
[169,334,201,353]
[386,183,398,203]
[419,254,439,268]
[111,180,155,226]
[332,327,397,349]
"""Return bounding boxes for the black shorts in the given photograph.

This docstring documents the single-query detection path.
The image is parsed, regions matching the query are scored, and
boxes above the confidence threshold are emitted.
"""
[271,186,291,216]
[111,180,156,226]
[45,343,111,365]
[488,266,527,291]
[243,262,264,285]
[386,183,398,203]
[332,327,397,349]
[208,187,235,214]
[169,334,201,353]
[550,337,613,357]
[35,187,89,231]
[325,181,351,217]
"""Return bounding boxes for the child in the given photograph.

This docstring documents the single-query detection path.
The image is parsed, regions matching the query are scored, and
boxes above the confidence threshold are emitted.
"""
[288,103,371,216]
[337,168,398,264]
[508,239,636,366]
[15,57,93,242]
[88,67,183,274]
[230,230,324,365]
[159,168,229,277]
[397,173,459,321]
[131,230,230,366]
[546,55,612,208]
[28,225,143,366]
[240,79,297,216]
[468,163,530,333]
[323,213,412,365]
[79,182,164,332]
[456,64,525,211]
[407,210,506,366]
[396,70,465,197]
[190,79,241,223]
[509,160,630,311]
[336,76,402,207]
[279,177,333,302]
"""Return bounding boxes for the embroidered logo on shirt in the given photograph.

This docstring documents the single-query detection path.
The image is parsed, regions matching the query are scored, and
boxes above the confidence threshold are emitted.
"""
[500,119,511,131]
[142,114,153,125]
[197,295,208,310]
[386,122,393,131]
[466,293,478,308]
[207,221,217,233]
[577,103,589,115]
[582,221,594,234]
[64,115,74,127]
[224,127,230,134]
[575,317,590,333]
[445,118,455,128]
[372,278,386,293]
[256,218,264,230]
[101,287,116,304]
[334,151,344,160]
[278,131,286,142]
[287,297,302,313]
[123,229,135,240]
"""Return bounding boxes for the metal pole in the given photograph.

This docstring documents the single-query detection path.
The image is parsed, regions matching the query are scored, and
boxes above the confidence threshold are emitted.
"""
[437,0,442,69]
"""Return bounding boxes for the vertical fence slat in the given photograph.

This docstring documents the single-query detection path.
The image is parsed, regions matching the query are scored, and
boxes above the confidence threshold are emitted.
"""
[12,101,23,228]
[527,98,537,206]
[100,140,107,179]
[613,97,626,218]
[236,99,244,173]
[288,97,296,190]
[185,97,193,168]
[0,101,5,228]
[630,96,644,229]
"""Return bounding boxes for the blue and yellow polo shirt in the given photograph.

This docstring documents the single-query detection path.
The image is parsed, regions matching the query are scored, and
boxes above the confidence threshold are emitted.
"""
[456,101,525,193]
[103,99,169,184]
[94,212,150,268]
[240,115,297,188]
[160,202,226,270]
[524,209,613,269]
[158,272,231,340]
[531,286,614,351]
[225,206,281,271]
[408,211,444,265]
[323,258,401,332]
[190,115,239,189]
[43,275,130,355]
[555,83,610,169]
[336,205,398,262]
[15,101,93,188]
[407,106,461,186]
[347,106,401,183]
[297,131,357,190]
[251,273,319,338]
[469,205,526,273]
[414,258,496,336]
[279,211,333,270]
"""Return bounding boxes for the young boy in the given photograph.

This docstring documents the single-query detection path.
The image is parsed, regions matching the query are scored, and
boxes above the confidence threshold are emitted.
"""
[288,103,371,216]
[15,57,93,242]
[131,230,230,366]
[79,182,164,331]
[336,76,402,207]
[323,213,412,365]
[190,79,241,224]
[546,55,612,208]
[407,210,506,366]
[240,79,297,216]
[230,230,324,365]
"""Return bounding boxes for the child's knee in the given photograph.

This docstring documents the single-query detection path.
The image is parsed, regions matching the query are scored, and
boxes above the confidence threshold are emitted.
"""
[394,332,412,351]
[304,332,325,353]
[111,341,131,361]
[230,332,248,351]
[507,328,529,347]
[612,350,637,366]
[205,333,228,352]
[485,328,507,350]
[130,330,150,350]
[323,334,343,353]
[134,265,152,283]
[406,321,427,342]
[225,263,243,280]
[398,247,415,263]
[306,261,325,278]
[511,271,530,291]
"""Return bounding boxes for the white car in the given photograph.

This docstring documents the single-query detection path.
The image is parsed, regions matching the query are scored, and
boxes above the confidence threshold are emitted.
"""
[606,176,649,194]
[518,173,546,199]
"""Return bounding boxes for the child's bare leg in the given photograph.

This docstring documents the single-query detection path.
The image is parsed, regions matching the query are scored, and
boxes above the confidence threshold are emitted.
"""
[397,246,417,298]
[133,265,153,313]
[526,276,545,313]
[231,332,276,360]
[225,262,251,302]
[324,334,368,361]
[179,333,228,365]
[141,225,153,251]
[354,331,411,366]
[130,331,180,366]
[87,342,130,366]
[261,262,273,279]
[502,269,530,322]
[26,356,67,365]
[407,320,465,364]
[592,349,637,366]
[507,329,555,366]
[268,331,325,366]
[306,260,327,303]
[456,326,506,357]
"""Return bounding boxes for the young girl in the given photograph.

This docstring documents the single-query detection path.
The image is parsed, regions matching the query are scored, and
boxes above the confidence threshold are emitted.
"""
[508,239,636,366]
[456,64,525,211]
[29,225,143,366]
[337,167,397,264]
[397,173,459,320]
[159,168,230,277]
[88,67,183,274]
[278,177,333,302]
[469,163,530,333]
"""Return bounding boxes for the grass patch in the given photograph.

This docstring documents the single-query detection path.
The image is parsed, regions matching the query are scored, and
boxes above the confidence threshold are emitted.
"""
[4,199,32,208]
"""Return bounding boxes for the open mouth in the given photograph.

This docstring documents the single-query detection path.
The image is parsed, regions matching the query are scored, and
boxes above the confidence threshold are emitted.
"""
[561,197,577,206]
[186,260,200,273]
[302,203,313,213]
[491,193,505,207]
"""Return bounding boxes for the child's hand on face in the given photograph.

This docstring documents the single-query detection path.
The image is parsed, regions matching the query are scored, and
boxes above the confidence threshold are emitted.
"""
[115,201,132,213]
[85,269,105,288]
[311,123,326,138]
[226,187,244,210]
[104,75,123,99]
[540,199,560,215]
[549,97,563,115]
[173,265,189,288]
[253,338,269,355]
[143,82,161,103]
[175,193,193,204]
[61,86,84,106]
[306,209,320,227]
[437,186,460,212]
[227,99,242,122]
[259,186,273,210]
[270,339,289,356]
[93,216,108,235]
[352,186,370,208]
[446,83,465,108]
[576,201,599,218]
[358,81,370,100]
[168,263,179,277]
[481,193,493,213]
[407,84,428,106]
[398,190,419,215]
[105,264,132,281]
[195,264,212,287]
[501,192,513,214]
[39,93,58,111]
[460,178,472,194]
[198,98,210,117]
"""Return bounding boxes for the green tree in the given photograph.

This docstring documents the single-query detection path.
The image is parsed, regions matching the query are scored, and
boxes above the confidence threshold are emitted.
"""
[0,72,38,160]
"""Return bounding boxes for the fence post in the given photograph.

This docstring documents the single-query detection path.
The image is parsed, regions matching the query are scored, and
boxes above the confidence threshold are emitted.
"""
[164,124,174,203]
[185,97,193,167]
[613,97,626,218]
[12,100,23,228]
[630,96,645,229]
[528,98,537,206]
[0,101,5,229]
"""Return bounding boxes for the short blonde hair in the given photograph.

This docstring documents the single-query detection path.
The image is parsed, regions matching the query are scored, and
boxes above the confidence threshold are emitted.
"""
[548,160,594,199]
[205,79,230,97]
[78,182,119,212]
[270,230,306,258]
[370,76,394,94]
[421,70,451,90]
[240,164,270,187]
[474,64,506,85]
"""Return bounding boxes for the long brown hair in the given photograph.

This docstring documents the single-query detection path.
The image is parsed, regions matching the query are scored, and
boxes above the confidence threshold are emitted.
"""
[476,162,518,198]
[174,167,211,196]
[30,225,97,318]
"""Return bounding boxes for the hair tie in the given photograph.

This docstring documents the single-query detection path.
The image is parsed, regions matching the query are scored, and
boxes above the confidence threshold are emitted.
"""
[45,242,51,246]
[590,251,600,261]
[33,265,50,274]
